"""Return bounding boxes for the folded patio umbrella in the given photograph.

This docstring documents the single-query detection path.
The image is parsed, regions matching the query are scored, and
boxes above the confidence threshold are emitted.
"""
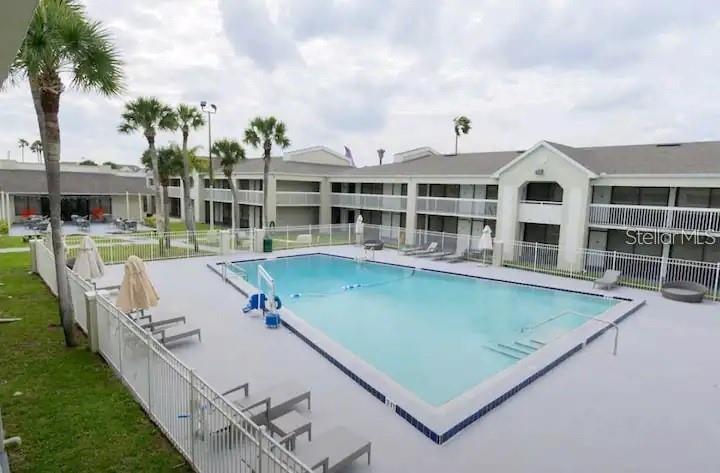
[478,225,493,252]
[116,255,159,314]
[72,236,105,280]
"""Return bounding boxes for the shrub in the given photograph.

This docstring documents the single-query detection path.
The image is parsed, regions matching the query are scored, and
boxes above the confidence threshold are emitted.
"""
[0,220,8,235]
[143,215,156,228]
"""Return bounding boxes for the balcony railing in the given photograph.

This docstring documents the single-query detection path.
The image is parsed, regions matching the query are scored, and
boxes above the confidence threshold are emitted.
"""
[276,191,321,206]
[203,188,263,206]
[331,192,407,211]
[517,200,563,225]
[416,197,497,218]
[588,203,720,233]
[167,186,182,198]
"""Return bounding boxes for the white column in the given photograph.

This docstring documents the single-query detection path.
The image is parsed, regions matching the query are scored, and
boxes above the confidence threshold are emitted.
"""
[179,180,185,220]
[137,193,143,220]
[319,179,331,225]
[405,179,417,244]
[125,191,130,219]
[0,192,5,220]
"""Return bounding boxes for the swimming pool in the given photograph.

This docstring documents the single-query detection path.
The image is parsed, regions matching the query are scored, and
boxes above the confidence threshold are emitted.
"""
[229,254,618,408]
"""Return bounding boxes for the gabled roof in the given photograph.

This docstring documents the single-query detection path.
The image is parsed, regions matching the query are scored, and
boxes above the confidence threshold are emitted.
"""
[492,141,598,178]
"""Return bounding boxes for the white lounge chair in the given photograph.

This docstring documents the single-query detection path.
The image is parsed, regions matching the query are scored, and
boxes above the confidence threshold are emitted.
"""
[222,380,311,425]
[290,426,371,473]
[406,242,438,256]
[150,323,201,346]
[400,244,424,255]
[593,270,621,289]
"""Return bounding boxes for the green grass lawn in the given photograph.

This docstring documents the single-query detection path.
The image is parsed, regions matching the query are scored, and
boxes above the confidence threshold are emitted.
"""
[0,252,191,472]
[0,235,29,249]
[163,220,212,232]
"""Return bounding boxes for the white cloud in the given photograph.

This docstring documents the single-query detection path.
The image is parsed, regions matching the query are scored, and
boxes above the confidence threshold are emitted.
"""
[0,0,719,167]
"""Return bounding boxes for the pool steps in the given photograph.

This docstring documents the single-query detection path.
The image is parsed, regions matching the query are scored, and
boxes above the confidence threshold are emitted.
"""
[486,338,546,360]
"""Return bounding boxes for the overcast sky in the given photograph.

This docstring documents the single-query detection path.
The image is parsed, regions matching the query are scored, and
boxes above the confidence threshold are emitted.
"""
[1,0,719,167]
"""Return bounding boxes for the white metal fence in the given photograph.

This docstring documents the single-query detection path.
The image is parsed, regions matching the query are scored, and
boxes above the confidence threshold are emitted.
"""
[504,240,720,300]
[31,239,313,473]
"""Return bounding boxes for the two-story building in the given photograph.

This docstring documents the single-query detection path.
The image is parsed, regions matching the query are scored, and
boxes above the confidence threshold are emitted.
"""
[169,140,720,267]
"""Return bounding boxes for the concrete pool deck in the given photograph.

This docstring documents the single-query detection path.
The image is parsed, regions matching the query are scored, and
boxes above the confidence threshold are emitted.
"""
[95,246,720,472]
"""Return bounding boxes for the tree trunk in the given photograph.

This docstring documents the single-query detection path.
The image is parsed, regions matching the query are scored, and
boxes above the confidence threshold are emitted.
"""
[181,129,196,237]
[262,141,271,228]
[228,174,240,232]
[145,134,165,233]
[162,185,170,249]
[39,81,76,347]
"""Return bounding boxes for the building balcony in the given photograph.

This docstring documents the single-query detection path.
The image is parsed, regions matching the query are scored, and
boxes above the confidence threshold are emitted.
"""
[517,200,563,225]
[416,197,497,219]
[167,186,182,198]
[276,191,321,206]
[588,203,720,233]
[331,192,407,212]
[202,188,263,206]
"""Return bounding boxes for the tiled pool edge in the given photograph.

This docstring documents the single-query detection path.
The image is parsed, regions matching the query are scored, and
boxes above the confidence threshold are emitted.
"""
[208,254,645,445]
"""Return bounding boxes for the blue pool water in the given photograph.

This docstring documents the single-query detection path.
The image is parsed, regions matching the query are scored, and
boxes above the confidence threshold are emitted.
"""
[230,254,617,407]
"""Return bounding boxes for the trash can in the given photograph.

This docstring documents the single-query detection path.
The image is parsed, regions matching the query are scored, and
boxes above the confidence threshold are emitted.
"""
[263,236,273,253]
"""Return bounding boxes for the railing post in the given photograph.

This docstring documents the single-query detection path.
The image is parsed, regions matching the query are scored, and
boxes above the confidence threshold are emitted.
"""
[714,262,720,301]
[186,231,190,257]
[533,242,538,271]
[146,331,153,415]
[85,290,99,353]
[612,251,617,271]
[189,369,197,464]
[256,425,267,473]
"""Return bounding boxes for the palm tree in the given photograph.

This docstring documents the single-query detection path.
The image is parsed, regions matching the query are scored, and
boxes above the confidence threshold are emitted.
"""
[30,139,43,162]
[243,117,290,227]
[174,104,205,235]
[141,144,184,237]
[18,139,29,161]
[118,97,177,233]
[211,138,246,230]
[11,0,123,347]
[453,116,472,155]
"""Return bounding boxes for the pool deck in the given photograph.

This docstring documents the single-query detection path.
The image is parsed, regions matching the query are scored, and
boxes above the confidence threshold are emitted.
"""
[95,245,720,472]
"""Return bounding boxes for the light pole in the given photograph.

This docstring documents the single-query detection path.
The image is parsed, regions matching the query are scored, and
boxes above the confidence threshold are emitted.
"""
[201,101,217,230]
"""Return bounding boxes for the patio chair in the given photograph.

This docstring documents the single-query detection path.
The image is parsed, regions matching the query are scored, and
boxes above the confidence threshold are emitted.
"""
[593,270,621,289]
[407,242,439,256]
[435,249,468,262]
[404,242,438,256]
[286,426,371,473]
[152,324,201,346]
[222,380,311,425]
[400,244,424,255]
[140,315,186,332]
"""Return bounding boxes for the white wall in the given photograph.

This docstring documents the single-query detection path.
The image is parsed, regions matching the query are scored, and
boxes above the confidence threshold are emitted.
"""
[276,206,319,226]
[497,144,592,268]
[111,195,144,220]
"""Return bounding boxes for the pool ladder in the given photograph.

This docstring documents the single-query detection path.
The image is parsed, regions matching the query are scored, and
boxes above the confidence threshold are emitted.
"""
[485,339,546,360]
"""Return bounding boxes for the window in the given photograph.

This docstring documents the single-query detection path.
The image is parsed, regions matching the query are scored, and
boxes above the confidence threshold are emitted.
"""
[676,188,720,208]
[485,185,498,200]
[522,223,560,245]
[611,187,669,206]
[331,183,342,193]
[445,185,460,198]
[525,182,563,202]
[416,213,427,230]
[360,183,383,194]
[671,237,720,262]
[400,183,408,196]
[418,184,429,196]
[607,229,662,256]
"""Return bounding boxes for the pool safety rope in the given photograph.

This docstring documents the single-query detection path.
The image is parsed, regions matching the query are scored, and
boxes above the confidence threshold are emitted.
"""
[290,269,417,299]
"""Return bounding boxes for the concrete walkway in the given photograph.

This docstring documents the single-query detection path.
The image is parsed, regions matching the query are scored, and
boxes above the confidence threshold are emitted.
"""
[95,247,720,473]
[0,247,29,253]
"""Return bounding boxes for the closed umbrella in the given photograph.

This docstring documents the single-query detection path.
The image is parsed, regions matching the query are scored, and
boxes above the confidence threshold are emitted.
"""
[478,225,493,264]
[355,214,364,245]
[116,256,159,314]
[72,236,105,279]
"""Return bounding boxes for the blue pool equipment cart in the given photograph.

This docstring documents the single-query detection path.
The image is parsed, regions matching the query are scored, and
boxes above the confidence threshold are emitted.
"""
[265,311,281,328]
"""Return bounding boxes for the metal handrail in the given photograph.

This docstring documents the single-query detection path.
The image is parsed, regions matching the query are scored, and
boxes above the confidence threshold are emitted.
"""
[521,310,620,355]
